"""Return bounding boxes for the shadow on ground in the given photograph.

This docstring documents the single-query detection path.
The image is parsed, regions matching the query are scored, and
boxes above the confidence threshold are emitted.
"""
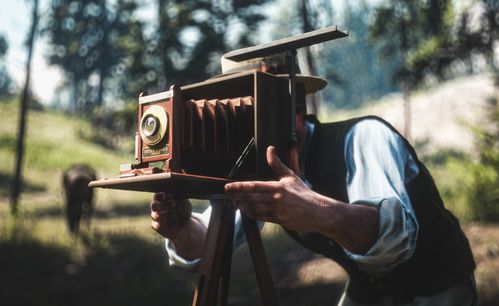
[0,171,45,197]
[0,220,346,306]
[33,199,208,220]
[228,231,346,306]
[0,231,195,306]
[32,201,149,219]
[2,220,497,306]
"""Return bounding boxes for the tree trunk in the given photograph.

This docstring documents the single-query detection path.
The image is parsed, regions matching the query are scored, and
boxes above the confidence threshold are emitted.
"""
[158,0,171,91]
[11,0,39,216]
[72,75,78,114]
[399,20,412,141]
[403,83,411,141]
[96,0,108,109]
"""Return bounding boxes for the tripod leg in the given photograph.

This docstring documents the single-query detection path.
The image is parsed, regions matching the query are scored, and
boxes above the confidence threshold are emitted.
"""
[218,201,235,306]
[193,200,235,306]
[242,215,279,306]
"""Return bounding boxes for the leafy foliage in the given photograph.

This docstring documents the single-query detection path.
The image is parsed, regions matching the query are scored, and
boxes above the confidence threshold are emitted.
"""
[468,96,499,221]
[320,2,401,108]
[150,0,270,89]
[370,0,454,89]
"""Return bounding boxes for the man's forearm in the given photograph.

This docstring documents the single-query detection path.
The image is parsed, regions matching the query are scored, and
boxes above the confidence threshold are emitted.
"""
[170,217,207,260]
[309,194,380,255]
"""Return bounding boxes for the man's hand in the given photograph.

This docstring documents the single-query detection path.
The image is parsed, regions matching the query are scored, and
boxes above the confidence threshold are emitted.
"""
[150,193,192,240]
[225,146,323,233]
[225,146,380,255]
[150,193,207,260]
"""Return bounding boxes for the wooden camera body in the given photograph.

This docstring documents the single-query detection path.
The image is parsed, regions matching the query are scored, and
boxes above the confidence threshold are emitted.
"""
[91,70,291,198]
[89,26,349,198]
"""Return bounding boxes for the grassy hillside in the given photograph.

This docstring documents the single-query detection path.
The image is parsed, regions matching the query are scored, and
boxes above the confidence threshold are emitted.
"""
[0,97,145,201]
[0,97,165,241]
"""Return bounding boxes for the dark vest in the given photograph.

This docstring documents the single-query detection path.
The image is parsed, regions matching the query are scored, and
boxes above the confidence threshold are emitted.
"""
[286,116,475,303]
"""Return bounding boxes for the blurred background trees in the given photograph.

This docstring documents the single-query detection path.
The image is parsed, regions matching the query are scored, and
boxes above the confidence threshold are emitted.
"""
[5,0,497,114]
[322,1,400,110]
[2,0,499,220]
[153,0,271,87]
[45,0,151,114]
[43,0,271,116]
[38,0,423,116]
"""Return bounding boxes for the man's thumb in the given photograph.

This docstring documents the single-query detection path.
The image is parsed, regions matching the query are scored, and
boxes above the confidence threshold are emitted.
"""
[267,146,294,178]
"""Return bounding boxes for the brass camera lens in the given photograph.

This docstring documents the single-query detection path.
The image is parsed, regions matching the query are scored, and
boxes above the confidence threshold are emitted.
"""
[140,105,169,146]
[142,115,159,137]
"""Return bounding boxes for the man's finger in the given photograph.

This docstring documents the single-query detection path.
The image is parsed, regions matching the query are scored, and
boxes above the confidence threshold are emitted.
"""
[266,146,294,178]
[151,210,160,221]
[225,180,280,193]
[151,220,161,231]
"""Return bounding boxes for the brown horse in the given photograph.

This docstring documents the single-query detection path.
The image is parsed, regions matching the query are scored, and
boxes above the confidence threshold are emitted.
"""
[62,164,96,234]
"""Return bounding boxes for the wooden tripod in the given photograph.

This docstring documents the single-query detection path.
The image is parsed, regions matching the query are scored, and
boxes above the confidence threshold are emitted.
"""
[192,199,279,306]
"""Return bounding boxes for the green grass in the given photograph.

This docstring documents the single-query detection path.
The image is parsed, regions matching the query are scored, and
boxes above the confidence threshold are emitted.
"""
[0,97,156,205]
[423,152,476,222]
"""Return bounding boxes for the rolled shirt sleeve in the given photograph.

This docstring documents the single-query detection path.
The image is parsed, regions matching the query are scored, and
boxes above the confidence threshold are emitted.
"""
[165,210,208,270]
[165,203,256,269]
[344,119,420,276]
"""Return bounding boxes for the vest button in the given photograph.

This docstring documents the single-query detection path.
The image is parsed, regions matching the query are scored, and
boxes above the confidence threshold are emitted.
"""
[328,240,336,246]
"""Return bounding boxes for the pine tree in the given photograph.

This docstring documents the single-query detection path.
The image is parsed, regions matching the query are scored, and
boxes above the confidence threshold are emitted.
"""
[370,0,453,139]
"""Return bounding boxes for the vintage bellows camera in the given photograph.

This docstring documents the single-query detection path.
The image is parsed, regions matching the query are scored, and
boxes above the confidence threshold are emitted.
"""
[90,26,348,198]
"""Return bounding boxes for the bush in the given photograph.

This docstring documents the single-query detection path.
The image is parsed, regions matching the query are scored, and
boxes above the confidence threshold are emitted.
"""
[467,96,499,222]
[424,151,475,222]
